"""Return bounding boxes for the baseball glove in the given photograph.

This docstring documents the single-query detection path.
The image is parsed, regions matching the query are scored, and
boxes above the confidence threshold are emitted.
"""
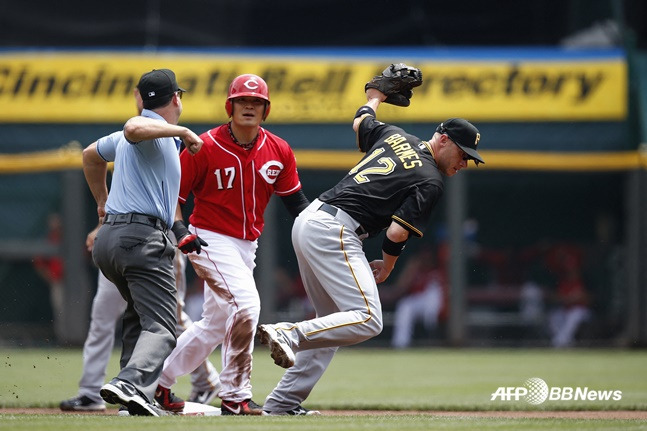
[364,63,423,107]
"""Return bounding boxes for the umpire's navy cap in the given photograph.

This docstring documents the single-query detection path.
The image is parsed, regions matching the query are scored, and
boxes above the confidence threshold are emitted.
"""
[437,118,484,165]
[137,69,186,101]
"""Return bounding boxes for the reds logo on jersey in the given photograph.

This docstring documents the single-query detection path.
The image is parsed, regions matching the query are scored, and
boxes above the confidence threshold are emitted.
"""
[259,160,284,184]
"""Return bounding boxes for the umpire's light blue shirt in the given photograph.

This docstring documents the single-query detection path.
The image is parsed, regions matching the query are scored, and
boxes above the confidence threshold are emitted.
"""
[96,109,181,228]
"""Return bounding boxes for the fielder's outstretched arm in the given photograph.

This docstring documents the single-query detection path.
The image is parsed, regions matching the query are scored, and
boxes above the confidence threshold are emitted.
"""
[352,88,387,132]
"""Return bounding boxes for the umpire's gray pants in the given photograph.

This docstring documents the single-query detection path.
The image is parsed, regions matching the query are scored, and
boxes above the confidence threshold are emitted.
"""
[92,222,177,403]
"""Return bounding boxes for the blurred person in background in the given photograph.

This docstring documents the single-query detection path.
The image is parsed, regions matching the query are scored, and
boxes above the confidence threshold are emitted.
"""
[183,277,206,323]
[545,244,592,348]
[388,245,448,349]
[33,212,65,343]
[274,267,315,322]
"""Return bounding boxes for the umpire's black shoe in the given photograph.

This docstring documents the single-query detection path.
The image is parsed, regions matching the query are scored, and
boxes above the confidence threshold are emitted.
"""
[60,395,106,412]
[100,378,166,417]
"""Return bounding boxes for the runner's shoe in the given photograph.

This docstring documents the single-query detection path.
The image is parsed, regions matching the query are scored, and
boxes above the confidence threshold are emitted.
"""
[221,399,263,415]
[154,385,185,412]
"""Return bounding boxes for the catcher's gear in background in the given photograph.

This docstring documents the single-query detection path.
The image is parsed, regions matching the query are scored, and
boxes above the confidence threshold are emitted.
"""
[364,63,423,107]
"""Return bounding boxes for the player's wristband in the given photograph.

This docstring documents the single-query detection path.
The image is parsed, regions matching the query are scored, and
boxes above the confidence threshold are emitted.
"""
[354,106,376,119]
[171,220,190,240]
[382,237,407,256]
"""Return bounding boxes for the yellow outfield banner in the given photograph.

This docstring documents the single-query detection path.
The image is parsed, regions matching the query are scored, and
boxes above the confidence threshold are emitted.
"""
[0,51,627,123]
[2,146,646,173]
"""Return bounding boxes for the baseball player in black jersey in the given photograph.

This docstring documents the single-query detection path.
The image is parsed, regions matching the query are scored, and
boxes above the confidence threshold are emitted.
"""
[258,84,484,415]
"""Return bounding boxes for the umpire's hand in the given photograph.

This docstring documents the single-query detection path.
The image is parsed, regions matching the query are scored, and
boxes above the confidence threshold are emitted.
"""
[182,129,203,155]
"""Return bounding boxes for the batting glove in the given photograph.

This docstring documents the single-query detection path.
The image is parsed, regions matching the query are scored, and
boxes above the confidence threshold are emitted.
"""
[171,220,208,254]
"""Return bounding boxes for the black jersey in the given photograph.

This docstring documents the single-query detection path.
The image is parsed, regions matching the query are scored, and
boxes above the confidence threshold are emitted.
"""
[319,116,444,238]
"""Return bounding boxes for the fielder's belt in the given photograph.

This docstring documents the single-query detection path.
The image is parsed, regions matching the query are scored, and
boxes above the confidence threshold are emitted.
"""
[317,203,368,239]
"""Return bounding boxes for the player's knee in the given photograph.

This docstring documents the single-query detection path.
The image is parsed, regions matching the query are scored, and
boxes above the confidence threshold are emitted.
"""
[358,315,383,341]
[233,307,260,335]
[370,316,384,337]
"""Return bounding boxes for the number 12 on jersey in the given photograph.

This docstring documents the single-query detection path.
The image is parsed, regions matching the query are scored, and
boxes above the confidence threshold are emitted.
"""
[349,148,396,184]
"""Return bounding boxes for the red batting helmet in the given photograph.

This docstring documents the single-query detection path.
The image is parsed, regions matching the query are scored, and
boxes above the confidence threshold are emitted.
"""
[225,74,271,120]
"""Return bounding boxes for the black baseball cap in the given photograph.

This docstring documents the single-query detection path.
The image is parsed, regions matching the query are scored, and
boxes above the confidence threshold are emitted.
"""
[436,118,484,165]
[137,69,186,101]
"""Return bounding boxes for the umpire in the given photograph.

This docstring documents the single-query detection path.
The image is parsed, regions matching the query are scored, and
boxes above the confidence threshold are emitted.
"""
[82,68,203,416]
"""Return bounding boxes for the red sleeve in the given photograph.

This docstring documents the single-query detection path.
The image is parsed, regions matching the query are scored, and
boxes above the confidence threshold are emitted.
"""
[273,141,302,196]
[178,133,209,204]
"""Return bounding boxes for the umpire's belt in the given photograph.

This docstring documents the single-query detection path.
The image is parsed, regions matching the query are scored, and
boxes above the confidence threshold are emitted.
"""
[317,202,368,239]
[104,213,167,232]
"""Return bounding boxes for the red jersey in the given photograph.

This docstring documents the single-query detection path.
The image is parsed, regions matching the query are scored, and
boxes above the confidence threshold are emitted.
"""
[179,124,302,241]
[557,278,589,308]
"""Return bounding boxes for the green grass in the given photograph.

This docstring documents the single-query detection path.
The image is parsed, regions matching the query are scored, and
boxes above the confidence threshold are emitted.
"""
[1,347,646,430]
[1,415,646,431]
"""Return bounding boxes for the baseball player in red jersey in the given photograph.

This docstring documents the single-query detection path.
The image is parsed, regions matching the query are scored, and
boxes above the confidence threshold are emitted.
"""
[154,74,310,415]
